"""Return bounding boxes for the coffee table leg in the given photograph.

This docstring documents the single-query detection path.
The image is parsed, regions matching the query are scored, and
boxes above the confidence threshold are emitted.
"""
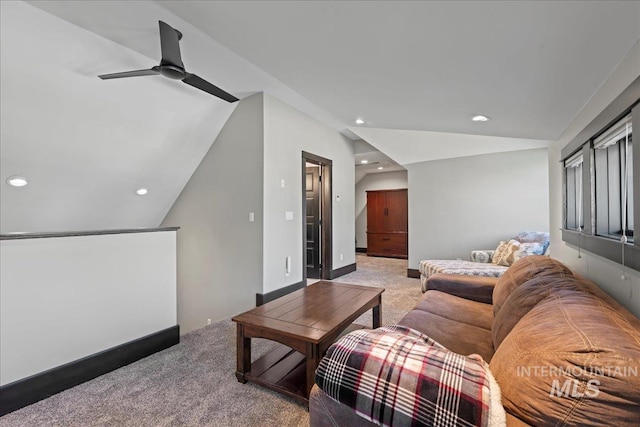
[306,342,320,396]
[373,299,382,328]
[236,324,250,383]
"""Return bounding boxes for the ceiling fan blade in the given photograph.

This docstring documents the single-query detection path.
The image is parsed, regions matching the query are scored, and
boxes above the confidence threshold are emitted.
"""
[98,67,160,80]
[159,21,184,69]
[182,73,239,103]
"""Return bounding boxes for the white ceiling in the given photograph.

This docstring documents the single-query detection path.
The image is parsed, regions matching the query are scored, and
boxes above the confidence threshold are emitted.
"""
[1,1,639,233]
[159,0,640,140]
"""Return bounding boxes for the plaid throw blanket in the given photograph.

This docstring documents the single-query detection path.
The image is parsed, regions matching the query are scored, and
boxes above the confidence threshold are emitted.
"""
[315,326,501,427]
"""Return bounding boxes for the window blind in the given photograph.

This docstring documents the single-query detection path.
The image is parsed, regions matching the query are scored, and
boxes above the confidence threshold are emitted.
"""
[564,151,583,168]
[593,114,632,150]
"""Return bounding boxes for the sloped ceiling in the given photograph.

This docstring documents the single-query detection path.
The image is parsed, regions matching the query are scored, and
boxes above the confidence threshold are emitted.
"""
[1,1,238,232]
[2,1,639,233]
[160,0,640,140]
[0,1,347,233]
[350,128,549,166]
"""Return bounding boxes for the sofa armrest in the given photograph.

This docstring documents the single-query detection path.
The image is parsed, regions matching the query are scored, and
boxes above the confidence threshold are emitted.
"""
[310,385,377,427]
[426,273,497,304]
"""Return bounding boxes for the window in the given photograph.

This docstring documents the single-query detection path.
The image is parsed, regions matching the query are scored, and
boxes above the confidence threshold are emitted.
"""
[564,152,583,231]
[560,77,639,272]
[594,115,633,242]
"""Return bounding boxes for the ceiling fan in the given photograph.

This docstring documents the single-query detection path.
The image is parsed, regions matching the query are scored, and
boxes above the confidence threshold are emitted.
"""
[98,21,239,103]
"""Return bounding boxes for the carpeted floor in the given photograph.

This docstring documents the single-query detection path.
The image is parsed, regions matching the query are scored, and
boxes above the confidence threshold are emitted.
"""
[0,254,422,427]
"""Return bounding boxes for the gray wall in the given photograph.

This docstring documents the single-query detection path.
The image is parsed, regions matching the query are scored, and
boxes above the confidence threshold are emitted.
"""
[407,148,549,268]
[162,92,357,331]
[548,42,640,317]
[162,93,264,333]
[355,171,408,248]
[263,94,355,293]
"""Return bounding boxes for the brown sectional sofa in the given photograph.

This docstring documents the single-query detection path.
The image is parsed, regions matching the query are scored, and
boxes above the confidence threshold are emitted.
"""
[310,256,640,426]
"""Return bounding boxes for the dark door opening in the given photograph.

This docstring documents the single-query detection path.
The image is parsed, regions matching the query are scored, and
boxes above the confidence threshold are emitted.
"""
[302,152,332,282]
[305,165,321,278]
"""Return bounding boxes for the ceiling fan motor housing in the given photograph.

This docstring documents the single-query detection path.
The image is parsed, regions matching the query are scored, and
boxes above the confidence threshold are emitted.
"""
[159,64,186,80]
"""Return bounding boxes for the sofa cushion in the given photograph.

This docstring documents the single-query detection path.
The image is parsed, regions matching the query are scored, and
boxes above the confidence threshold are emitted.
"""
[489,280,640,426]
[414,290,493,330]
[399,290,494,361]
[399,310,495,362]
[425,273,497,304]
[492,255,573,318]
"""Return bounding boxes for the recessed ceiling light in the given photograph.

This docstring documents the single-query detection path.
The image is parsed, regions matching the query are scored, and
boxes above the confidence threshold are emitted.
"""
[355,118,365,125]
[471,115,490,122]
[378,166,384,170]
[6,176,28,187]
[136,188,148,196]
[360,160,369,164]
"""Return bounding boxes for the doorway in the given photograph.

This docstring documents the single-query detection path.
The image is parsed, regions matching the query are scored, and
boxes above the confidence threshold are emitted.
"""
[302,152,332,281]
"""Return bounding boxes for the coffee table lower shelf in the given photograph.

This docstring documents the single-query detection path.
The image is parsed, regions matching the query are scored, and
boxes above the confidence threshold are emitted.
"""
[241,324,366,406]
[244,345,307,404]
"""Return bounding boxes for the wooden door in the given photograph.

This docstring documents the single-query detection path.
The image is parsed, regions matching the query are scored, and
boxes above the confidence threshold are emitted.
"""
[306,167,321,278]
[366,191,387,233]
[385,190,408,232]
[367,189,408,259]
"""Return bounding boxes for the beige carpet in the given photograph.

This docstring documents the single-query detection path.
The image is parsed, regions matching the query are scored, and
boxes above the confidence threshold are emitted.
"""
[0,254,422,427]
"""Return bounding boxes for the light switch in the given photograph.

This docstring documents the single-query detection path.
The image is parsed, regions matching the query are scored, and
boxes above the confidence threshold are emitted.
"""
[281,179,285,188]
[249,212,255,222]
[336,194,341,202]
[285,211,294,221]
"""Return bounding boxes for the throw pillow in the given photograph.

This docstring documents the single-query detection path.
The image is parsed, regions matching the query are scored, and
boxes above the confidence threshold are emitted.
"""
[512,241,546,261]
[491,241,509,265]
[492,239,521,267]
[470,250,494,263]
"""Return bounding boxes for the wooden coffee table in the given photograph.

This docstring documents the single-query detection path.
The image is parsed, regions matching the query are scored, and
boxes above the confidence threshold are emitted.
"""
[232,281,384,405]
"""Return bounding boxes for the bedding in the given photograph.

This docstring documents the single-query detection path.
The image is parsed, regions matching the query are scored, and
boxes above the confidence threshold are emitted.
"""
[315,325,505,427]
[418,260,507,292]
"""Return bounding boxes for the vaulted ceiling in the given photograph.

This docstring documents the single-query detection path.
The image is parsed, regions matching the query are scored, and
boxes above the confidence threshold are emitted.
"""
[2,1,639,232]
[160,0,639,140]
